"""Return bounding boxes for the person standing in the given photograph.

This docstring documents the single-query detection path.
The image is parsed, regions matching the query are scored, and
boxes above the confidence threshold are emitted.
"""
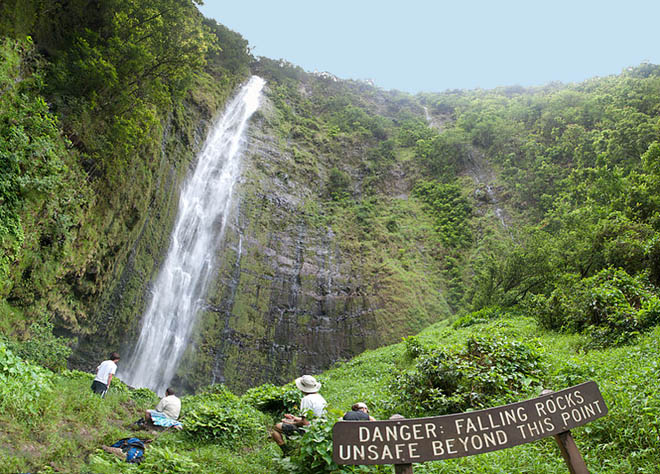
[271,375,327,453]
[92,352,120,396]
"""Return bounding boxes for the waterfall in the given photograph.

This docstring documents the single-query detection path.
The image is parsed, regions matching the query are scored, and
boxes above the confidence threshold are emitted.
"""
[118,76,266,393]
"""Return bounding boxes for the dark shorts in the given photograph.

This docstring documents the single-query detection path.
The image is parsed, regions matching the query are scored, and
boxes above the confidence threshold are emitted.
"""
[281,423,306,436]
[91,380,107,395]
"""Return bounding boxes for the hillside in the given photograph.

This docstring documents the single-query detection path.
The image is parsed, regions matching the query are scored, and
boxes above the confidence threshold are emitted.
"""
[2,1,660,472]
[3,1,660,390]
[2,312,658,472]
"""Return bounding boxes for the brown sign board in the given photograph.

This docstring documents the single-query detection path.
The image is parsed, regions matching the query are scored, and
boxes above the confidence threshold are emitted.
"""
[333,381,607,465]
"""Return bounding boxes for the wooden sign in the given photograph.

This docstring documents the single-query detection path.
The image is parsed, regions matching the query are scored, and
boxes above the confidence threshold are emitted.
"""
[333,381,607,465]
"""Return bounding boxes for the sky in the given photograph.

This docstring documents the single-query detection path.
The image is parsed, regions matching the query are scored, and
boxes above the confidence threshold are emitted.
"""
[198,0,660,94]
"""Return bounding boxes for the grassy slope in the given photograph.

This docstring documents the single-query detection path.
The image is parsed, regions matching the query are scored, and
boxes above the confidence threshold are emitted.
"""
[322,319,660,473]
[2,317,658,473]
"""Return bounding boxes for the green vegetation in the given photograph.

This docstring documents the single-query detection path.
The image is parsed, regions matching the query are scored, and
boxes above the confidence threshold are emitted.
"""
[420,67,660,319]
[388,333,543,416]
[530,267,660,347]
[183,384,269,445]
[2,314,659,472]
[1,320,72,371]
[2,0,660,472]
[0,2,252,366]
[412,180,472,247]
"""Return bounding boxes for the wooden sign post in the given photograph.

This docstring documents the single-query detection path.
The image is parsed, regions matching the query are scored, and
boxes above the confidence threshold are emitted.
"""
[394,464,413,474]
[333,381,607,473]
[540,388,590,474]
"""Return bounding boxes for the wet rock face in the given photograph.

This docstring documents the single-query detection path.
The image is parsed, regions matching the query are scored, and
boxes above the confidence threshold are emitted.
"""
[181,108,381,391]
[78,85,449,393]
[171,87,454,392]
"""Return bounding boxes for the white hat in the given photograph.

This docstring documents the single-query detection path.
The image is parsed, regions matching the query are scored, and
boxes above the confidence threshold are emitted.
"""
[295,375,321,393]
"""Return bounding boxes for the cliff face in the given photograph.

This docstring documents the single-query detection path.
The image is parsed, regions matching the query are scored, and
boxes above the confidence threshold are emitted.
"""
[74,72,454,392]
[171,82,452,391]
[2,7,455,391]
[68,98,219,371]
[182,113,375,390]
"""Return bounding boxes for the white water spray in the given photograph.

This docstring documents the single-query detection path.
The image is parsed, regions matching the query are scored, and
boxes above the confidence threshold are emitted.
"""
[118,76,266,393]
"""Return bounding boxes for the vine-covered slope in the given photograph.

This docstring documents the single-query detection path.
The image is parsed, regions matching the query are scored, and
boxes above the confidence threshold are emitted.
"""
[2,1,660,398]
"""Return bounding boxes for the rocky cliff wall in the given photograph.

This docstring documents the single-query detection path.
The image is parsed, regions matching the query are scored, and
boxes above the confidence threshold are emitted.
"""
[174,86,452,391]
[73,76,453,392]
[68,98,220,372]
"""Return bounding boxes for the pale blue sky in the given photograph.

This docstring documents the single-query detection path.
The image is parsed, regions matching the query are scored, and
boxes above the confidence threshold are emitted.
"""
[199,1,660,93]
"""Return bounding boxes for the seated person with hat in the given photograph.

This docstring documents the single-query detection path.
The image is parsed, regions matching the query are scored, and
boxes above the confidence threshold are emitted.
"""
[271,375,327,454]
[343,402,376,421]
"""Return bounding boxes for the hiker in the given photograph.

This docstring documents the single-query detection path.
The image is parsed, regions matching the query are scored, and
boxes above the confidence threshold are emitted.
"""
[91,352,120,396]
[342,402,376,421]
[271,375,327,453]
[145,387,183,430]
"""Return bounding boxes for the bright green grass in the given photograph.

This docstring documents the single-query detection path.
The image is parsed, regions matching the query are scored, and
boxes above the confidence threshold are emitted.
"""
[0,372,144,474]
[313,317,660,473]
[2,318,659,473]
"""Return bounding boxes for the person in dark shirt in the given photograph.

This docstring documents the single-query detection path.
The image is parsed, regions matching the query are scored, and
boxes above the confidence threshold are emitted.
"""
[342,402,376,421]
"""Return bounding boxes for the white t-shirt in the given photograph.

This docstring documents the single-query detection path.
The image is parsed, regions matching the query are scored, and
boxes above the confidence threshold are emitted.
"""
[155,395,181,420]
[300,393,327,419]
[94,360,117,385]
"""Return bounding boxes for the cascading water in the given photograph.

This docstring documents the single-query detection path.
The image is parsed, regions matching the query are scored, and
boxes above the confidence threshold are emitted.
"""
[118,76,266,393]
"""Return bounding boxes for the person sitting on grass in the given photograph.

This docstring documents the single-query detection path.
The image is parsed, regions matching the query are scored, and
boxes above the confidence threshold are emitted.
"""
[271,375,327,454]
[342,402,376,421]
[145,387,183,430]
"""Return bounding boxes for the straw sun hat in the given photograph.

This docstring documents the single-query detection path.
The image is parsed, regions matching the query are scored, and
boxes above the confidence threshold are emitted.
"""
[295,375,322,393]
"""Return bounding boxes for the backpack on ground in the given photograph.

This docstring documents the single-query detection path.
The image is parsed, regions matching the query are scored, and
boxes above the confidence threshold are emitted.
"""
[110,437,146,463]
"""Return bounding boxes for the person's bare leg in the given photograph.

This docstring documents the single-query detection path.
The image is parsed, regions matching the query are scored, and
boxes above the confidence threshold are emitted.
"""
[271,422,285,446]
[102,445,125,460]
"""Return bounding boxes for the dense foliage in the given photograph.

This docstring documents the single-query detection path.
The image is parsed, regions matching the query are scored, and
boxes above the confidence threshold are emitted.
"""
[425,66,660,324]
[0,342,54,419]
[0,2,252,359]
[241,382,302,415]
[183,384,268,446]
[529,267,660,347]
[1,320,72,371]
[388,334,543,417]
[412,180,472,247]
[2,1,660,472]
[0,37,85,302]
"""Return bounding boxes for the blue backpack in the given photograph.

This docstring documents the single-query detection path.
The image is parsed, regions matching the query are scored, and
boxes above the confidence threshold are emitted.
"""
[110,437,146,463]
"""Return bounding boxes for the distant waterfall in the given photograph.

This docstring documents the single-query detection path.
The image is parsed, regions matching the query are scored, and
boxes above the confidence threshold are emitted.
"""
[118,76,266,393]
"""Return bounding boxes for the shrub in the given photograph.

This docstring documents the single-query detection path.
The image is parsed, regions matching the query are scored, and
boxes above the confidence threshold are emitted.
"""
[5,320,73,371]
[452,305,507,329]
[412,180,472,247]
[241,382,301,415]
[402,335,430,360]
[0,342,53,419]
[531,267,660,347]
[183,387,265,447]
[60,368,94,382]
[129,387,158,407]
[277,409,380,473]
[327,167,351,201]
[388,335,544,417]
